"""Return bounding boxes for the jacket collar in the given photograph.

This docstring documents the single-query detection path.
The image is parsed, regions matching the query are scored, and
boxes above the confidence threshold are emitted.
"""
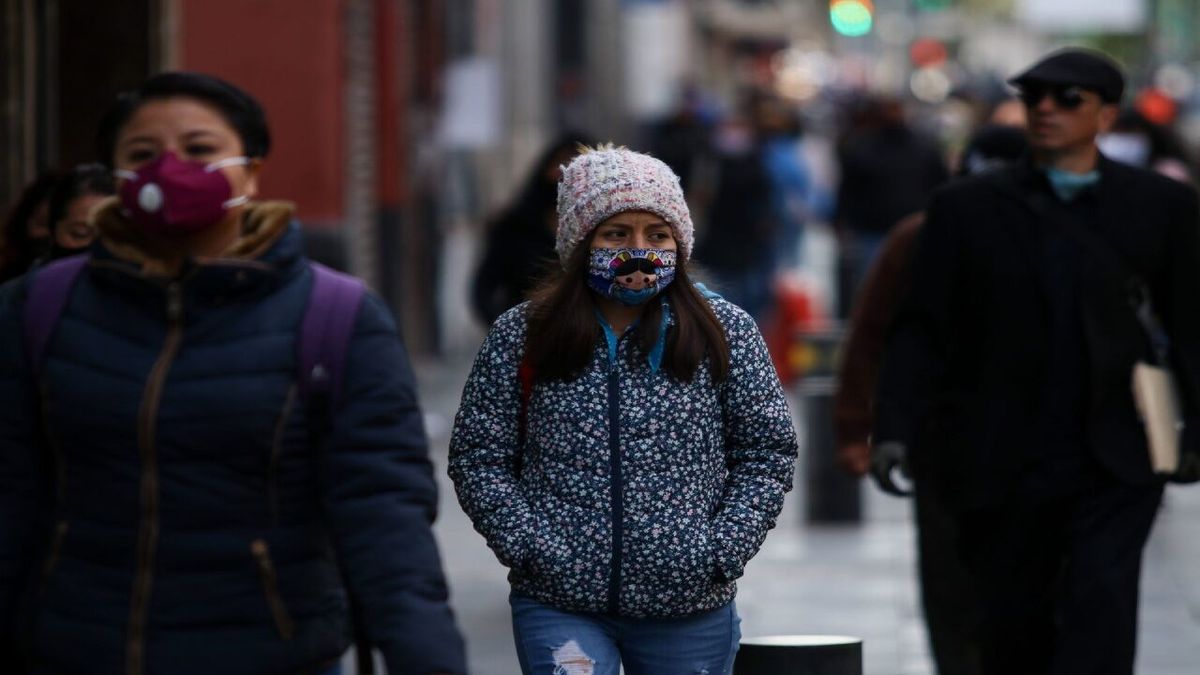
[1005,151,1123,204]
[594,283,725,375]
[596,296,675,374]
[987,150,1133,314]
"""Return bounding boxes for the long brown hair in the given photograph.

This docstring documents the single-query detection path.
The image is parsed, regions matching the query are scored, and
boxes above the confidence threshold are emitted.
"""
[525,243,730,383]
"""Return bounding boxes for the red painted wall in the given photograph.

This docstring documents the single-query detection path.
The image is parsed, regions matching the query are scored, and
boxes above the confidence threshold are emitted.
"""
[179,0,345,226]
[376,0,403,208]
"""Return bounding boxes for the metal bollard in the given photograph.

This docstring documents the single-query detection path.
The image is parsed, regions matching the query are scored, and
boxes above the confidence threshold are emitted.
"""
[735,635,863,675]
[793,325,861,523]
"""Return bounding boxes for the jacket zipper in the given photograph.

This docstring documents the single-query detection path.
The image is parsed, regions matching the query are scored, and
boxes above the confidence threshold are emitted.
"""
[606,363,624,614]
[251,539,295,639]
[126,282,185,675]
[38,381,66,507]
[39,520,69,592]
[268,385,298,526]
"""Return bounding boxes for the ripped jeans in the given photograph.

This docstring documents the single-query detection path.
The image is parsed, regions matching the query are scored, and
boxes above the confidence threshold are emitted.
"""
[510,594,740,675]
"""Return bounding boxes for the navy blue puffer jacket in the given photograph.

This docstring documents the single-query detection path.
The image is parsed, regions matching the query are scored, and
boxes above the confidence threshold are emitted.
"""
[0,201,465,675]
[449,297,797,618]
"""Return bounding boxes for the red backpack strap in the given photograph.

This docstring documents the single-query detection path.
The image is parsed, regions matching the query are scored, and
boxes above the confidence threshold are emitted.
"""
[517,357,535,439]
[24,255,89,374]
[298,262,367,410]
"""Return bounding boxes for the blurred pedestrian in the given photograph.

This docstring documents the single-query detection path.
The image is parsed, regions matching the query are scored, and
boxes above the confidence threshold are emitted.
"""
[986,96,1027,128]
[472,131,593,325]
[645,83,717,195]
[753,93,812,271]
[0,171,61,283]
[449,144,797,675]
[694,113,776,322]
[835,124,1028,675]
[1098,107,1194,183]
[44,163,115,259]
[0,72,465,675]
[834,95,948,315]
[873,49,1200,675]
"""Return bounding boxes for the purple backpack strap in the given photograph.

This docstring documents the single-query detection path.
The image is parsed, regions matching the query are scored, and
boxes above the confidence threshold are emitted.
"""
[298,262,367,408]
[24,255,90,373]
[298,262,371,674]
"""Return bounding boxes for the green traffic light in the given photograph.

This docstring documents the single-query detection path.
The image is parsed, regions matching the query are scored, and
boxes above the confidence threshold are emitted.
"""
[830,0,873,37]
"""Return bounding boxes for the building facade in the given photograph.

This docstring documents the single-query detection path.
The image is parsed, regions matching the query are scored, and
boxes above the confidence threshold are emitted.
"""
[1,0,448,352]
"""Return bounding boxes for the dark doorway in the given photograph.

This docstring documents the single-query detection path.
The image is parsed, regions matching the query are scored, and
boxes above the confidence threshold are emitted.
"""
[46,0,159,168]
[1,0,158,209]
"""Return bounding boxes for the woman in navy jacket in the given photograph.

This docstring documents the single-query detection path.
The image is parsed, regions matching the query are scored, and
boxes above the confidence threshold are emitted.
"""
[0,72,465,675]
[449,145,797,674]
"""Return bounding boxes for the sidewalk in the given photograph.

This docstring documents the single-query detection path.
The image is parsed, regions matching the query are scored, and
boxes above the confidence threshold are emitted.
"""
[414,352,1200,675]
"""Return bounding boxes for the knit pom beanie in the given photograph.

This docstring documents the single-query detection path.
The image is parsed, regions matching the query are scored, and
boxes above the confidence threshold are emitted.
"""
[555,144,694,265]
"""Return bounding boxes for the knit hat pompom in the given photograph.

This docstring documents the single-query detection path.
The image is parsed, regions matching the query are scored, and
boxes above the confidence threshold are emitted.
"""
[555,143,694,265]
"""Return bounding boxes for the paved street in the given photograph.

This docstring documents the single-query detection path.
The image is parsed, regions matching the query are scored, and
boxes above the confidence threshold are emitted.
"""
[387,349,1200,675]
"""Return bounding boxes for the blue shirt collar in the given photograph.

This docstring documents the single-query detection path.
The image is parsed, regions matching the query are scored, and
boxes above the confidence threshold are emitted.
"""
[595,299,673,374]
[1044,166,1101,202]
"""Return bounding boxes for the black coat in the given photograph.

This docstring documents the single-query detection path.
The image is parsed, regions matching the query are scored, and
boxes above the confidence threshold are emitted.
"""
[875,156,1200,509]
[835,125,949,234]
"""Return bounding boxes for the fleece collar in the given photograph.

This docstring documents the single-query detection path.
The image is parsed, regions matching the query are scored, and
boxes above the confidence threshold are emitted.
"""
[92,196,296,277]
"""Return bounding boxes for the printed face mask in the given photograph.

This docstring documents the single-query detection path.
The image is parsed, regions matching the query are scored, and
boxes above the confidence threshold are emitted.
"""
[586,247,677,306]
[115,152,250,236]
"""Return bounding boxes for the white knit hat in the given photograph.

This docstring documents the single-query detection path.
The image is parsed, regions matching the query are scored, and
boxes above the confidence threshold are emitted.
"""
[555,144,694,265]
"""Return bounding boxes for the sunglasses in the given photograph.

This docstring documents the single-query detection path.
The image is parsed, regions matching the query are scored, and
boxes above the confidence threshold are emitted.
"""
[1018,84,1090,110]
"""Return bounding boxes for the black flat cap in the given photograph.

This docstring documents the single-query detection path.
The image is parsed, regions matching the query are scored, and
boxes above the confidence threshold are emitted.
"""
[1009,48,1125,103]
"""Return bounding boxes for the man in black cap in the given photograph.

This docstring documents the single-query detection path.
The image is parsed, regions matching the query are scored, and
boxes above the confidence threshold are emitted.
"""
[870,48,1200,675]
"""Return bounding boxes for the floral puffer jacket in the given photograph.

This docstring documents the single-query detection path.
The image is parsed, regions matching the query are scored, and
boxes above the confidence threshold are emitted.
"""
[448,296,797,618]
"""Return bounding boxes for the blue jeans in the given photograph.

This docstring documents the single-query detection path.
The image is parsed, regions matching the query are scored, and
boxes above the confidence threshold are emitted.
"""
[510,594,741,675]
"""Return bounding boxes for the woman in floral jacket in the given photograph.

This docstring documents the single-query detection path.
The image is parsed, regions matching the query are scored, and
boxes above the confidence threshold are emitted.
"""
[449,145,798,675]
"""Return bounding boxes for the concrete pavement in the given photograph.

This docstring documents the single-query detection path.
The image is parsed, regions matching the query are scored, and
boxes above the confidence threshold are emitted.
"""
[403,349,1200,675]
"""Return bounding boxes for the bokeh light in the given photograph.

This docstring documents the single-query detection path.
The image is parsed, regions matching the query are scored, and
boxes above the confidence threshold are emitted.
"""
[830,0,875,38]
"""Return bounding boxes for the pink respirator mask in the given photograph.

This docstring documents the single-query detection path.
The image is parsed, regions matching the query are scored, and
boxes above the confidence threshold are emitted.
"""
[115,152,250,236]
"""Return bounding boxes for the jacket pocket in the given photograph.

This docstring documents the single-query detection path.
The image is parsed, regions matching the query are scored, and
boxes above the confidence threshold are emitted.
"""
[625,518,722,616]
[39,521,69,593]
[251,539,295,640]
